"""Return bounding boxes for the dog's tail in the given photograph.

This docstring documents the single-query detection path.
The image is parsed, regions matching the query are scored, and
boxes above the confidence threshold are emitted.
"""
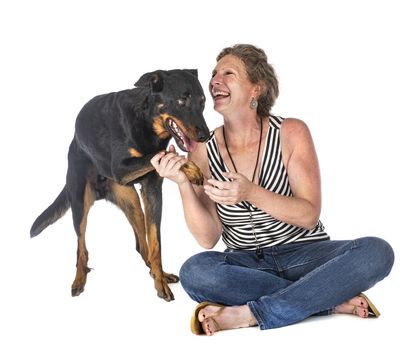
[30,186,70,238]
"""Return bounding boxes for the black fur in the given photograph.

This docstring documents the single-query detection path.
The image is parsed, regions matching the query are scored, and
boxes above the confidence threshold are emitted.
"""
[30,69,210,301]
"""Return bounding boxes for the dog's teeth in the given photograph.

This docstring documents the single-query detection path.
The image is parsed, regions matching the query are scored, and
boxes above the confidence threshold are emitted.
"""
[170,120,179,133]
[167,118,188,149]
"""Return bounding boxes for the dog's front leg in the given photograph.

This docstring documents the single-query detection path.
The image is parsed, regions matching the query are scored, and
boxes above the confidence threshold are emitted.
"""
[113,148,205,186]
[111,152,157,185]
[140,172,179,301]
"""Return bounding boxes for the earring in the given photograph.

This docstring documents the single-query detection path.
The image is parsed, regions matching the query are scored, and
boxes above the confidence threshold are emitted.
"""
[250,98,258,109]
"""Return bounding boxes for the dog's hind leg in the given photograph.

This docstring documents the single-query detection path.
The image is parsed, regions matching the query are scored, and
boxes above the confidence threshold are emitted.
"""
[106,181,149,268]
[140,173,179,302]
[70,181,96,297]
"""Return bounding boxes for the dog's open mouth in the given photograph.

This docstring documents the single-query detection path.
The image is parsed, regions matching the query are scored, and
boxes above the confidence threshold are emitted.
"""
[165,118,195,152]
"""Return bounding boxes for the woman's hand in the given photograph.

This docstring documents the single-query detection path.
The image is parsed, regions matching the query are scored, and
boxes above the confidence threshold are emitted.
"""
[151,145,189,184]
[204,172,255,205]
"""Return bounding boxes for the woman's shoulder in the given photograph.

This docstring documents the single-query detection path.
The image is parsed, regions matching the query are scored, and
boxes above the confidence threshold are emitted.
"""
[280,117,315,159]
[268,115,308,131]
[281,117,311,137]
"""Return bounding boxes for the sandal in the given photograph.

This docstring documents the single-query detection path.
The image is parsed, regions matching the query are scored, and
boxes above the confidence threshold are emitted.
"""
[359,293,380,318]
[190,302,225,335]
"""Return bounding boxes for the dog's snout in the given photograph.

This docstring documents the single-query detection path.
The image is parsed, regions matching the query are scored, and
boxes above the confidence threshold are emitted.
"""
[197,128,210,142]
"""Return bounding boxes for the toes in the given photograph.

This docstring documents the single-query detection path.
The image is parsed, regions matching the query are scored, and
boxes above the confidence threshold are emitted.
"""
[348,295,368,308]
[203,319,211,335]
[335,302,368,318]
[359,296,368,309]
[354,296,367,308]
[362,308,369,318]
[202,318,216,336]
[353,306,369,318]
[198,305,223,322]
[198,308,207,322]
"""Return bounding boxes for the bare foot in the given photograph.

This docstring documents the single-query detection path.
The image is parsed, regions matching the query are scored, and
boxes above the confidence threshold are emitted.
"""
[334,295,369,318]
[198,304,257,336]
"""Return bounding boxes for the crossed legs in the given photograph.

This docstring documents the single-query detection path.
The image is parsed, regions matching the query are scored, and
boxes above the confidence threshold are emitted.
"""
[181,237,394,335]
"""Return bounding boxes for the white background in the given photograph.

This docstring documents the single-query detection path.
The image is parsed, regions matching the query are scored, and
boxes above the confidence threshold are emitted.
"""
[1,1,419,349]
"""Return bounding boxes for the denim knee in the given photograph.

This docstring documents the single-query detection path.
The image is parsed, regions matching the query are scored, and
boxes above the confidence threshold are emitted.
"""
[358,236,394,280]
[179,251,225,300]
[179,253,201,289]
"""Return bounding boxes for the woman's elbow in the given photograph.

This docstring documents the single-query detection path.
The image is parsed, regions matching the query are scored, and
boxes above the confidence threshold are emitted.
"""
[302,220,319,230]
[302,211,320,230]
[200,241,217,250]
[194,230,222,250]
[298,204,320,230]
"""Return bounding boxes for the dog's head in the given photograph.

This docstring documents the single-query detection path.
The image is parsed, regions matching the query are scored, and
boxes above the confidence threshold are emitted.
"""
[135,69,210,152]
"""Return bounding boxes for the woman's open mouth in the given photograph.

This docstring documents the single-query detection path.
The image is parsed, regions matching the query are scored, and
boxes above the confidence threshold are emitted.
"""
[212,90,230,101]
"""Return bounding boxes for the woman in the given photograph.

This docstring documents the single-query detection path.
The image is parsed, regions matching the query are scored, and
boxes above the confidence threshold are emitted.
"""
[151,44,394,335]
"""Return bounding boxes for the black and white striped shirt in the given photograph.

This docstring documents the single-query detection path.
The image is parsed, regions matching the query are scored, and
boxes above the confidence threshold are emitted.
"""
[206,115,329,250]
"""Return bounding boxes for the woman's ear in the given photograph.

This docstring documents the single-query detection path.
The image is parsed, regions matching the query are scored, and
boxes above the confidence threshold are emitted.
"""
[253,83,264,99]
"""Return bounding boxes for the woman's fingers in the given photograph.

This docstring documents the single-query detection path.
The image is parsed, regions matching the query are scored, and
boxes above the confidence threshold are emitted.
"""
[150,148,189,184]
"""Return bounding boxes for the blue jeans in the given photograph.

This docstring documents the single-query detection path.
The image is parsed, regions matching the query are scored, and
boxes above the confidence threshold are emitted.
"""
[180,237,394,330]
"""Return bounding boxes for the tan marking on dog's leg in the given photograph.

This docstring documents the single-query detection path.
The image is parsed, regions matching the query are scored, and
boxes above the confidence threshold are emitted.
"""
[146,224,178,286]
[146,223,174,301]
[120,163,156,185]
[109,182,149,266]
[71,182,95,297]
[141,192,176,301]
[128,147,143,158]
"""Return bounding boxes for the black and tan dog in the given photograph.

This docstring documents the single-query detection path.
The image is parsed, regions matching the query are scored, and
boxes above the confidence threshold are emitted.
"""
[30,69,210,301]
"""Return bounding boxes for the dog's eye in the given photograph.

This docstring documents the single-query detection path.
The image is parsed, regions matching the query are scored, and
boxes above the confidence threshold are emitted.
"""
[157,103,166,113]
[177,99,186,107]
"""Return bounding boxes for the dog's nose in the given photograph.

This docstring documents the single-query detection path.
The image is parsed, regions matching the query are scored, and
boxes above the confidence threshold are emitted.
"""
[197,129,210,142]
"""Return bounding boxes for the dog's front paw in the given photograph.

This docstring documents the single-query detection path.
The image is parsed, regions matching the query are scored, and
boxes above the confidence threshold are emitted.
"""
[180,161,204,186]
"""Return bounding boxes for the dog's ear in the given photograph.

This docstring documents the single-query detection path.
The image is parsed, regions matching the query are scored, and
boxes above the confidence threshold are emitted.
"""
[184,69,198,77]
[134,71,164,93]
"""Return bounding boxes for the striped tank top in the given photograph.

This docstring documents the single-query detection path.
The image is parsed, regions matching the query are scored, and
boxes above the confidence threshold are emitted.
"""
[206,115,329,250]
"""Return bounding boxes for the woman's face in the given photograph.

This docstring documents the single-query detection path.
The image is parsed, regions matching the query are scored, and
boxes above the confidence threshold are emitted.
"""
[209,54,257,115]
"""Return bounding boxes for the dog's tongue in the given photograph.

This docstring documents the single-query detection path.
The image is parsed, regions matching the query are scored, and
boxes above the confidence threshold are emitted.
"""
[184,138,198,153]
[167,118,198,153]
[175,130,197,152]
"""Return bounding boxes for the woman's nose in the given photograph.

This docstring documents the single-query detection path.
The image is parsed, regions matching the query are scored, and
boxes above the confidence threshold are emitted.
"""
[210,73,221,87]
